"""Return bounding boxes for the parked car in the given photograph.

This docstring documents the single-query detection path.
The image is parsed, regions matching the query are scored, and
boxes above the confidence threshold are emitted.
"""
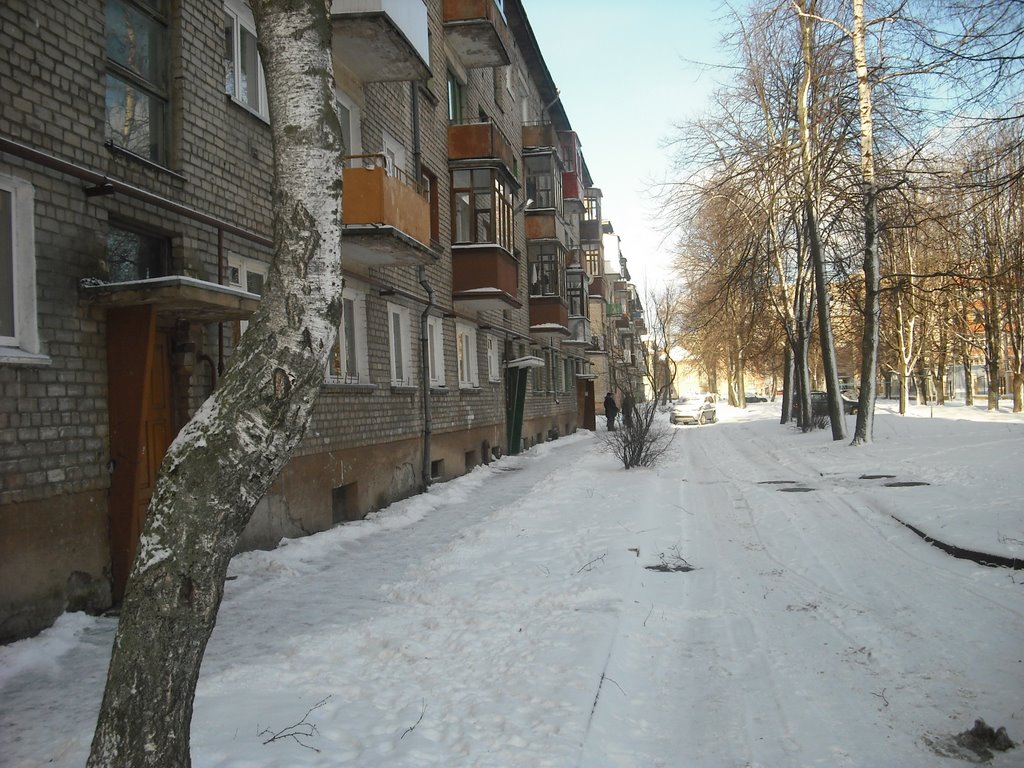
[792,390,859,417]
[671,393,718,425]
[792,390,829,418]
[745,393,768,403]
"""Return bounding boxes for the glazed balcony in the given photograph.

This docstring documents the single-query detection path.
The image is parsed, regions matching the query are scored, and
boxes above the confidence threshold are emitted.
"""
[330,0,430,82]
[442,0,511,68]
[452,244,521,312]
[341,154,435,267]
[448,119,516,174]
[529,296,570,337]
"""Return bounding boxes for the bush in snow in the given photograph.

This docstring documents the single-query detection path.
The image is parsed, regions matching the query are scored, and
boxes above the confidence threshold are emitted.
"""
[602,398,674,469]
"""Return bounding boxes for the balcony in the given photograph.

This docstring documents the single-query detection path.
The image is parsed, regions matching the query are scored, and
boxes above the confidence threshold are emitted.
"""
[522,122,558,150]
[529,296,569,337]
[448,119,516,174]
[588,276,607,300]
[330,0,430,82]
[442,0,511,68]
[565,315,592,346]
[341,154,435,267]
[525,210,570,247]
[452,244,521,312]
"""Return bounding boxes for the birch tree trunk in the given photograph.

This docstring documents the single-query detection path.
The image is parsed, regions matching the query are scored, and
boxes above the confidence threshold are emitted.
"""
[87,2,343,766]
[850,0,880,444]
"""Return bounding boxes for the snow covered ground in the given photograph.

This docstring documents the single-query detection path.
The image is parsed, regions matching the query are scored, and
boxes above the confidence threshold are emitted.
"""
[2,400,1023,767]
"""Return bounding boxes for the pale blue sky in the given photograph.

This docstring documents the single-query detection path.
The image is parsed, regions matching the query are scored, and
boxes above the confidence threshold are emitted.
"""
[524,0,729,296]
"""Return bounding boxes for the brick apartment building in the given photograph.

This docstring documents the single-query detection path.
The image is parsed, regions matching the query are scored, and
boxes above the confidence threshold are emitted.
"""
[0,0,646,641]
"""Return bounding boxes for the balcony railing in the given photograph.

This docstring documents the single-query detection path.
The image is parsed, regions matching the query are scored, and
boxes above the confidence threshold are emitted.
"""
[442,0,511,68]
[522,121,559,150]
[451,244,520,312]
[330,0,430,82]
[565,316,591,346]
[448,118,516,174]
[341,154,434,267]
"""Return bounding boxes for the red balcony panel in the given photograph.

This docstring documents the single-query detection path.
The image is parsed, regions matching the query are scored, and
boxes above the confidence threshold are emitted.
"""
[448,121,516,173]
[529,296,569,336]
[452,244,521,312]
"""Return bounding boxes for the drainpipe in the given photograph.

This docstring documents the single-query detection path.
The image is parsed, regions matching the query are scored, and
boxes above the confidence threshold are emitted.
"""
[411,82,422,180]
[418,266,434,491]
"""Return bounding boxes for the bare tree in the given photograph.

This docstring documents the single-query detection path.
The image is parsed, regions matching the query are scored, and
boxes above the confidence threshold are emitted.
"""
[87,2,343,765]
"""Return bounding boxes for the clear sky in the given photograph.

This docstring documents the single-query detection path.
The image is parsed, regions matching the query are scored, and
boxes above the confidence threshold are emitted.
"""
[523,0,729,298]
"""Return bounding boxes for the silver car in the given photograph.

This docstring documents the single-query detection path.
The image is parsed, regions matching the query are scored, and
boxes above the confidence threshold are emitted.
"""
[670,393,718,425]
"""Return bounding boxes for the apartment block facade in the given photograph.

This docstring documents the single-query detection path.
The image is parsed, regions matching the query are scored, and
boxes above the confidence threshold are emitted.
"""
[0,0,646,641]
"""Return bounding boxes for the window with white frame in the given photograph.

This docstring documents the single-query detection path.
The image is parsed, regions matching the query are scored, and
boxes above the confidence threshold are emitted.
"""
[328,287,369,385]
[383,130,406,178]
[334,88,362,157]
[224,0,268,119]
[426,315,445,387]
[226,253,267,338]
[486,334,501,382]
[387,302,413,386]
[564,357,575,392]
[456,321,479,388]
[0,175,40,356]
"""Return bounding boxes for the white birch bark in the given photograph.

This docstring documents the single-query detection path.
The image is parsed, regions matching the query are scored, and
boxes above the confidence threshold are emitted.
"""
[87,1,343,765]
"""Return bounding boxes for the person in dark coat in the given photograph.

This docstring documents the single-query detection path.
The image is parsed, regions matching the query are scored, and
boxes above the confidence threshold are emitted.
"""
[622,391,635,429]
[603,392,618,431]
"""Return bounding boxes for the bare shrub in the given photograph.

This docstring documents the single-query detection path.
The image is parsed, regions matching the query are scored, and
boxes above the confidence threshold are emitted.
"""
[601,398,675,469]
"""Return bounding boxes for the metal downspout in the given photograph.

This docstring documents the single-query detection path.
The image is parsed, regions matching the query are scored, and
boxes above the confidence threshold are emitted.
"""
[418,266,434,491]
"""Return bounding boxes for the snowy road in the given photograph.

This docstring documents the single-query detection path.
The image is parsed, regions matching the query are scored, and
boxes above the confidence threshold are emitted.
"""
[1,403,1022,767]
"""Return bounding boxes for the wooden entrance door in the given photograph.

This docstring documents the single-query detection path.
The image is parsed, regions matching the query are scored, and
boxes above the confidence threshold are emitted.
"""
[106,307,175,601]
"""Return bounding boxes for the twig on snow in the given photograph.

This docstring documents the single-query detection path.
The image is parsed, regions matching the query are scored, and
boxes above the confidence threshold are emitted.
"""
[401,699,427,739]
[259,695,331,751]
[871,688,889,707]
[577,553,607,574]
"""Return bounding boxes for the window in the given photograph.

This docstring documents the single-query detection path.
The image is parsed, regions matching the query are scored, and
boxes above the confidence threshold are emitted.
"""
[426,315,445,387]
[334,89,363,156]
[447,71,464,123]
[0,175,39,356]
[567,272,586,317]
[383,130,406,178]
[564,357,575,392]
[387,302,413,386]
[584,247,601,276]
[525,153,562,212]
[421,168,440,245]
[107,223,170,282]
[584,191,601,222]
[106,0,169,164]
[451,169,513,251]
[328,287,369,384]
[224,0,268,119]
[456,321,479,388]
[486,335,501,382]
[527,242,565,298]
[227,253,267,338]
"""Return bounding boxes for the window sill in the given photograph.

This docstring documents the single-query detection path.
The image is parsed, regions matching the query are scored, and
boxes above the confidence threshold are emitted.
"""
[105,142,187,183]
[390,384,419,394]
[225,93,270,125]
[430,385,448,392]
[0,347,52,367]
[459,384,483,393]
[323,381,376,393]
